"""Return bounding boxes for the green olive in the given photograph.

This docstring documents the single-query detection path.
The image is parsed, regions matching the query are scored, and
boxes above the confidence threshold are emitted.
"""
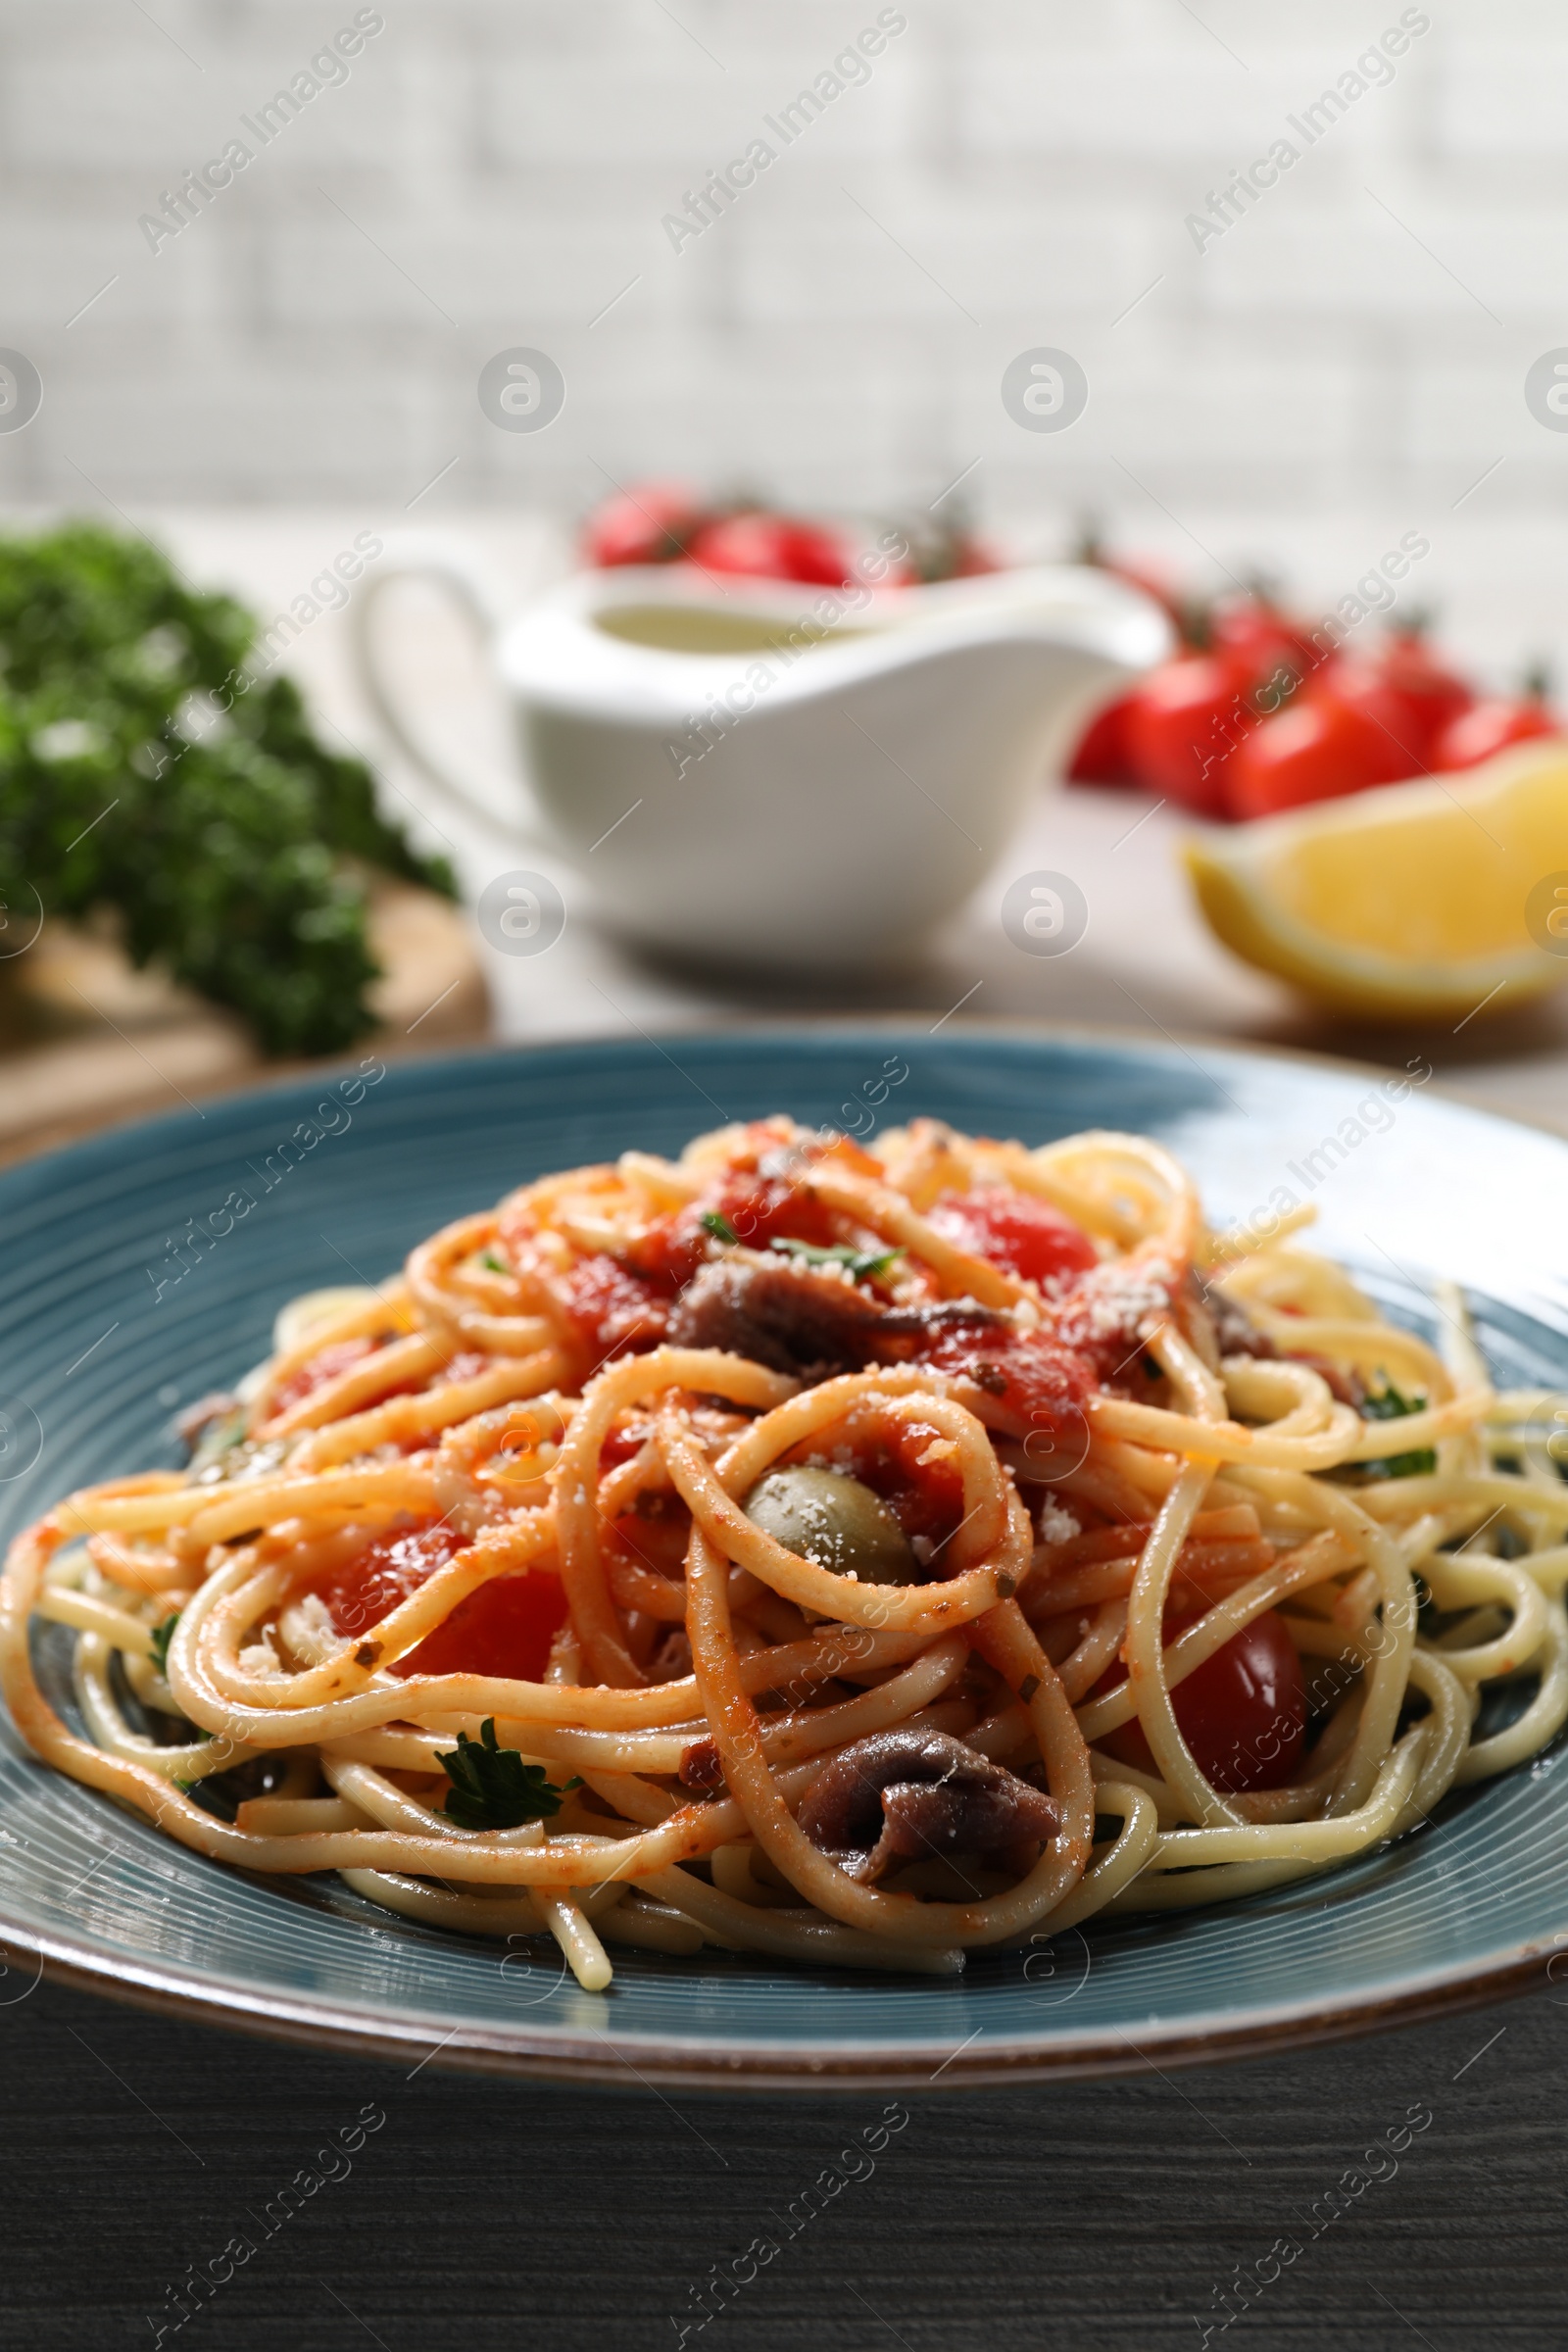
[741,1466,917,1587]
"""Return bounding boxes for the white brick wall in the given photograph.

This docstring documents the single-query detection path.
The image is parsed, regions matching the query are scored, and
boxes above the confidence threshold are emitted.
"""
[0,0,1564,584]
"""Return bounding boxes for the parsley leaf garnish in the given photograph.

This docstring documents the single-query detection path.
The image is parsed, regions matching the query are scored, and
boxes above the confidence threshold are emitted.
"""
[767,1236,902,1283]
[437,1720,576,1832]
[1358,1379,1437,1479]
[149,1612,178,1674]
[479,1249,510,1274]
[702,1210,740,1246]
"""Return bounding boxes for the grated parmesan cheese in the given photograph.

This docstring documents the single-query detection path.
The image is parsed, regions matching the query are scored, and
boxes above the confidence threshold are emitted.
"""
[1065,1256,1175,1349]
[1036,1493,1081,1544]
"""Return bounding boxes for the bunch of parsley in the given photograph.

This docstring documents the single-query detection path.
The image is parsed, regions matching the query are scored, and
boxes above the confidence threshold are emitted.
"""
[0,520,454,1055]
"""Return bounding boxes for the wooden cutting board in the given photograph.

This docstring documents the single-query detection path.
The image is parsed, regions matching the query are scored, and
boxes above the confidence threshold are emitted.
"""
[0,882,490,1166]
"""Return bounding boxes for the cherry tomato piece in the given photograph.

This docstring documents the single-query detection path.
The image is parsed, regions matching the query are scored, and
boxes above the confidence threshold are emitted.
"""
[396,1573,566,1684]
[560,1254,671,1359]
[831,1425,965,1552]
[317,1519,567,1685]
[1098,1608,1306,1792]
[913,1325,1097,1450]
[318,1520,462,1636]
[926,1188,1099,1288]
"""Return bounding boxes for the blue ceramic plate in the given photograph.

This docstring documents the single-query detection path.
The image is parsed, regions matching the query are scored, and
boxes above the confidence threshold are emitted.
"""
[2,1026,1566,2088]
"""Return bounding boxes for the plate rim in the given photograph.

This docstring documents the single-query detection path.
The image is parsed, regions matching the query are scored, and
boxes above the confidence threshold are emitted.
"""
[7,1918,1559,2090]
[8,1009,1562,1196]
[5,1016,1567,2089]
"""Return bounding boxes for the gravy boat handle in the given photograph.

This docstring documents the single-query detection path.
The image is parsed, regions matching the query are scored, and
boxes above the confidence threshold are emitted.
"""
[349,534,539,843]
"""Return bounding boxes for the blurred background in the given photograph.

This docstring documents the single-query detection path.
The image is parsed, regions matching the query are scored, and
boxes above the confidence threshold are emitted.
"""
[2,0,1558,535]
[2,0,1566,1155]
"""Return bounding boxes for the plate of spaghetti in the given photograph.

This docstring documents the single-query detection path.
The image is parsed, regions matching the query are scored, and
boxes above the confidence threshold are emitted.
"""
[2,1028,1567,2086]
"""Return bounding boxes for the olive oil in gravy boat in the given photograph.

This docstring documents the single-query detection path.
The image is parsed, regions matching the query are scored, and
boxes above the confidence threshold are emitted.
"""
[353,549,1172,972]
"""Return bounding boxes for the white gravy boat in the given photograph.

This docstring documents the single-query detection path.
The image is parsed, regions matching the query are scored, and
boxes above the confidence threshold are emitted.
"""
[351,545,1171,970]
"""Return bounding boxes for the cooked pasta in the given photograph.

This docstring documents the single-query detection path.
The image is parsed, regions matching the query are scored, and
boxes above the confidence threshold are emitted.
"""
[4,1113,1564,1989]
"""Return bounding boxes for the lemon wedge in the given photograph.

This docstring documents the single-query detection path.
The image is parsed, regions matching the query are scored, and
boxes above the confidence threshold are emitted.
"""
[1184,743,1568,1020]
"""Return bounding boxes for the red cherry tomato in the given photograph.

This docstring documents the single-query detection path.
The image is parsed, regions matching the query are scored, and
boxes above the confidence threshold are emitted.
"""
[1366,625,1472,764]
[1434,687,1560,770]
[1209,592,1316,677]
[926,1187,1099,1288]
[1098,1608,1306,1792]
[1226,674,1412,819]
[1122,654,1261,816]
[686,511,851,587]
[396,1573,567,1683]
[583,481,703,567]
[318,1520,461,1636]
[1308,660,1429,776]
[1067,691,1139,785]
[317,1520,567,1685]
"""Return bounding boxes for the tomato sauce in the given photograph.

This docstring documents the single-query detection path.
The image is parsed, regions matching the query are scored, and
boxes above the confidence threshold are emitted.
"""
[270,1337,380,1417]
[270,1335,496,1421]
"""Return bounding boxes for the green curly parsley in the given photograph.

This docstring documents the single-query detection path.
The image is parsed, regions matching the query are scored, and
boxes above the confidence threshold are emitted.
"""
[437,1719,577,1832]
[0,520,454,1054]
[1357,1379,1438,1480]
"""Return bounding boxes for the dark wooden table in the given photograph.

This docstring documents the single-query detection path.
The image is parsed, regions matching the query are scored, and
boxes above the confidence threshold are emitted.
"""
[6,1972,1564,2351]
